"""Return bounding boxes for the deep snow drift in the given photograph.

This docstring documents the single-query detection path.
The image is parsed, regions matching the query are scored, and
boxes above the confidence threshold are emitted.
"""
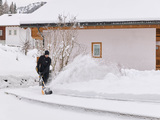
[0,44,38,88]
[50,55,160,95]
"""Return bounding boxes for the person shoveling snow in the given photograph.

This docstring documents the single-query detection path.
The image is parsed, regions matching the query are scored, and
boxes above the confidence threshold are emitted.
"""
[36,50,52,95]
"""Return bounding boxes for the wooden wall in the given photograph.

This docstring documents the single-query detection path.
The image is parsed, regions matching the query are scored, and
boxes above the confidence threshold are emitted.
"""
[156,29,160,69]
[31,27,43,40]
[156,29,160,41]
[0,26,6,40]
[31,24,160,40]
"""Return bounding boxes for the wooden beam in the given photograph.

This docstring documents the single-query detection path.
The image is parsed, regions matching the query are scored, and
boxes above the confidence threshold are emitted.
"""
[33,37,43,40]
[156,37,160,41]
[30,24,160,39]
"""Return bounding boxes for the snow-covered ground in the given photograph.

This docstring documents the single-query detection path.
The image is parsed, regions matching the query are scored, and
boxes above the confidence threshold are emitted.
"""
[1,45,160,120]
[4,87,160,119]
[0,44,38,88]
[1,44,160,98]
[1,44,160,96]
[2,90,126,120]
[50,55,160,96]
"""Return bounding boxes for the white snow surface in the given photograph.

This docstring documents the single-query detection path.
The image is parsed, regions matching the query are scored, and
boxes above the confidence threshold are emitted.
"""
[1,44,160,97]
[50,55,160,95]
[0,14,28,26]
[2,0,160,25]
[1,45,160,119]
[21,0,160,24]
[0,44,38,88]
[3,88,152,120]
[4,87,160,118]
[1,90,122,120]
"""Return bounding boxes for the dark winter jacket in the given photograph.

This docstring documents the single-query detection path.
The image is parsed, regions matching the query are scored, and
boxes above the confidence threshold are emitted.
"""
[37,55,51,75]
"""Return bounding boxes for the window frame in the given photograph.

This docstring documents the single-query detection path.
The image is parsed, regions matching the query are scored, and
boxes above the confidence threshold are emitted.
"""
[14,30,17,35]
[91,42,102,58]
[9,30,12,35]
[0,30,2,36]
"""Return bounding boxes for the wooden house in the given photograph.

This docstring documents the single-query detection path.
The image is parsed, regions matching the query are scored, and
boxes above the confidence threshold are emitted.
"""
[0,14,34,47]
[20,0,160,70]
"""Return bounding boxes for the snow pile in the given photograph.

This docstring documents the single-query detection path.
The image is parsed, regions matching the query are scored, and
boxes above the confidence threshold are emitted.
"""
[52,55,120,84]
[51,55,160,95]
[0,44,39,88]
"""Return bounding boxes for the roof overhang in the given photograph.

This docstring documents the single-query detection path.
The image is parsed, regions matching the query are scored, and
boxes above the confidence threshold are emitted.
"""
[20,20,160,28]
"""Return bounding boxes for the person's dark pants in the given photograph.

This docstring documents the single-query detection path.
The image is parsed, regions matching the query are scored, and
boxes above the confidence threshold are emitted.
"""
[42,72,49,84]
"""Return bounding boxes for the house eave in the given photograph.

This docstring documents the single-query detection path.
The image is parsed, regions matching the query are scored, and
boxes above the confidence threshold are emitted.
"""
[20,20,160,28]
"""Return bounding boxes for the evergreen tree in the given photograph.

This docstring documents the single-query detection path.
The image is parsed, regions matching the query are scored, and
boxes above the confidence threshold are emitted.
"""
[3,0,9,14]
[9,2,14,14]
[0,0,4,16]
[13,3,16,14]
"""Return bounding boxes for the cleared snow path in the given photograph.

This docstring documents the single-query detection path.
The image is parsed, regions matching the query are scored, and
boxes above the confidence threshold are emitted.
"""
[1,91,129,120]
[4,87,160,120]
[5,92,158,120]
[53,89,160,104]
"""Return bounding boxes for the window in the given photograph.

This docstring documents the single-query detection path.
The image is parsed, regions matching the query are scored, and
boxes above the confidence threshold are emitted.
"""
[9,30,12,35]
[0,30,2,36]
[156,46,159,50]
[92,42,102,58]
[14,30,17,35]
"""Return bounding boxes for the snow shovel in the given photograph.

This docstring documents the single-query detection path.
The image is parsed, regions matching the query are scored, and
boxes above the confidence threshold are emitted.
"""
[39,75,52,95]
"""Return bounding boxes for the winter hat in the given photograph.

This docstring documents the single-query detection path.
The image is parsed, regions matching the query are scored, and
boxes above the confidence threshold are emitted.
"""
[45,50,49,55]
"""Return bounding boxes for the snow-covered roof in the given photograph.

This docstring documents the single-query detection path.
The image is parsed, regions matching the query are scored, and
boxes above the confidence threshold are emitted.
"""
[20,0,160,24]
[0,14,28,26]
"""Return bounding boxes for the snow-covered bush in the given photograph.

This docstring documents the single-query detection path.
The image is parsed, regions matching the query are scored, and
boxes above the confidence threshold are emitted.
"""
[37,15,83,76]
